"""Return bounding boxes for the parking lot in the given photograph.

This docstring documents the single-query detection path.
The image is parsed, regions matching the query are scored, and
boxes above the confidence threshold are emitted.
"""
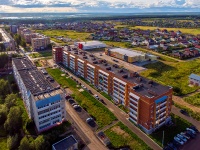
[164,126,199,150]
[66,97,98,131]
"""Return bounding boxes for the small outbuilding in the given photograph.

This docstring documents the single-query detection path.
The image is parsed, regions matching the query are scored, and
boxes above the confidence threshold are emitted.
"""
[189,73,200,86]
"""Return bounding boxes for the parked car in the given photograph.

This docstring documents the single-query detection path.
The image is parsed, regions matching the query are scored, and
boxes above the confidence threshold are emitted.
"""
[185,130,195,138]
[177,134,187,142]
[190,126,199,133]
[180,132,190,140]
[186,128,196,134]
[72,103,77,106]
[174,136,184,145]
[86,117,96,127]
[65,94,71,100]
[167,142,177,150]
[180,109,187,115]
[73,105,80,109]
[94,94,99,100]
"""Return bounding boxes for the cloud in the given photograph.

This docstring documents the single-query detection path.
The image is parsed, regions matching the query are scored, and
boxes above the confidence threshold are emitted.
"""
[0,0,200,12]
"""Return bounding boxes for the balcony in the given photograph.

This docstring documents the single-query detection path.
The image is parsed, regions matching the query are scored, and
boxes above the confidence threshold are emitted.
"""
[130,103,138,110]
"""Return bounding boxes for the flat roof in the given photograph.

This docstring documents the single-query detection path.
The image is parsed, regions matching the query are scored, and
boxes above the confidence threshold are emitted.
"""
[52,135,78,150]
[76,41,107,50]
[63,46,170,98]
[12,57,61,99]
[109,48,145,57]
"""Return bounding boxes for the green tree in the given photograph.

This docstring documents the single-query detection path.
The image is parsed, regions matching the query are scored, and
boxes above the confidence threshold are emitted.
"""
[34,135,50,150]
[0,79,9,102]
[19,136,34,150]
[0,54,9,69]
[4,106,22,134]
[7,134,19,150]
[5,93,17,112]
[0,104,7,124]
[0,43,5,51]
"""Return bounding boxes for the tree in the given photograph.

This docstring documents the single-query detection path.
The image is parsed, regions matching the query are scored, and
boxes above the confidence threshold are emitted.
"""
[7,134,19,150]
[0,104,7,125]
[5,93,17,112]
[0,54,9,69]
[34,135,50,150]
[0,79,9,102]
[19,136,34,150]
[4,106,22,134]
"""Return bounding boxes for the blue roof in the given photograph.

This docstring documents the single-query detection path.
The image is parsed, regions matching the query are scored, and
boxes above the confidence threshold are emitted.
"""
[189,73,200,81]
[155,95,168,104]
[36,94,61,107]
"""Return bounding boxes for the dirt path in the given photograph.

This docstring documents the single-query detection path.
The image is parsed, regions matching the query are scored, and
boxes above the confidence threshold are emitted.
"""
[173,95,200,113]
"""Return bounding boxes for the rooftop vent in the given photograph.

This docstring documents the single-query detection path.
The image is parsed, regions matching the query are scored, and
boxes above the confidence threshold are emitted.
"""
[122,74,128,78]
[106,67,111,70]
[148,90,157,96]
[133,85,139,90]
[118,69,123,73]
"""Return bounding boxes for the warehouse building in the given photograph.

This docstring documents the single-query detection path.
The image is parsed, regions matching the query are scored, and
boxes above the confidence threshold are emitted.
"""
[12,57,66,133]
[53,46,172,134]
[75,41,107,51]
[105,48,157,63]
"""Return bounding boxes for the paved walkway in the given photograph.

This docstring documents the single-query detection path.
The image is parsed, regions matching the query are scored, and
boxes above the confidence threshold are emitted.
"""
[173,95,200,113]
[100,120,119,132]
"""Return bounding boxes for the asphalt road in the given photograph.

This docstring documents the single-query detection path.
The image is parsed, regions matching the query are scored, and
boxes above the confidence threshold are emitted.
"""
[171,106,200,131]
[59,64,162,150]
[65,101,107,150]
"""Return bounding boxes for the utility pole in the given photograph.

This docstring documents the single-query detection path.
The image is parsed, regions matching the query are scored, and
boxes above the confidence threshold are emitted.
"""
[162,130,165,147]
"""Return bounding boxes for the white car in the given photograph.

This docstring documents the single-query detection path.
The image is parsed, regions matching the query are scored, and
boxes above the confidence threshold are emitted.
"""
[180,132,190,140]
[186,128,196,134]
[174,136,184,145]
[177,134,187,142]
[94,94,99,99]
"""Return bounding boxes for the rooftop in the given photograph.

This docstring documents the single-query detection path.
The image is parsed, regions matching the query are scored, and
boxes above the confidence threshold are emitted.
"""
[63,46,170,98]
[75,41,107,50]
[52,135,78,150]
[12,57,61,99]
[0,28,14,42]
[108,48,145,57]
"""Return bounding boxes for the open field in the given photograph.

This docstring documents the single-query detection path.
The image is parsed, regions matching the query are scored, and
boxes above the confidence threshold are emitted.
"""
[140,60,200,95]
[46,68,117,129]
[29,51,52,58]
[36,30,91,43]
[149,114,191,146]
[105,122,151,150]
[132,26,200,35]
[184,93,200,107]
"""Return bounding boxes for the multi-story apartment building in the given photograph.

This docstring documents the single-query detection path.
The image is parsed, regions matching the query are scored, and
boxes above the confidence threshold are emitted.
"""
[10,25,18,34]
[24,33,37,43]
[0,28,16,51]
[52,46,63,63]
[53,46,173,134]
[12,57,66,133]
[31,35,50,51]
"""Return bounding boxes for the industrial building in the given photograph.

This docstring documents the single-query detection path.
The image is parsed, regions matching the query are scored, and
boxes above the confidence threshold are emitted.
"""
[12,57,66,133]
[0,28,16,51]
[75,41,107,51]
[53,46,173,134]
[105,48,157,63]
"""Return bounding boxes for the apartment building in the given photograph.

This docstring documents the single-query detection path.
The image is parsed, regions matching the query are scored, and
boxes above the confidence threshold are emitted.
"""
[52,46,63,63]
[12,57,66,133]
[10,25,18,34]
[31,35,50,51]
[0,28,16,51]
[52,46,172,134]
[24,33,37,43]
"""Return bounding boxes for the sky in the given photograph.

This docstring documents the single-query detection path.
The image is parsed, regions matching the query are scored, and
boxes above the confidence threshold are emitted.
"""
[0,0,200,13]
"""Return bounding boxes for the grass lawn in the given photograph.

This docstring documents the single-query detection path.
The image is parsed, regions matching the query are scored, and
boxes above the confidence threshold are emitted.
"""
[105,122,151,150]
[0,138,8,150]
[149,114,191,146]
[100,92,113,101]
[140,60,200,95]
[184,93,200,107]
[131,26,200,35]
[37,30,91,42]
[29,51,52,58]
[46,68,117,129]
